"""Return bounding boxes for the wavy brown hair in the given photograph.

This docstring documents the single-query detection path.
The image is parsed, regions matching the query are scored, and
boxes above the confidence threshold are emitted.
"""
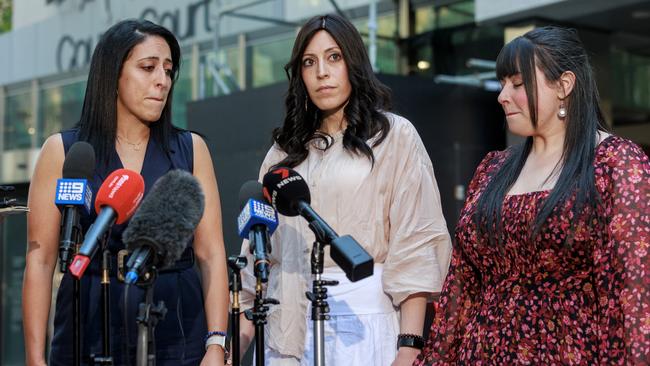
[272,13,392,169]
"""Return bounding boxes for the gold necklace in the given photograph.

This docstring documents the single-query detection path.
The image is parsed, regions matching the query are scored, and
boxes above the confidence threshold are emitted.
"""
[117,135,146,151]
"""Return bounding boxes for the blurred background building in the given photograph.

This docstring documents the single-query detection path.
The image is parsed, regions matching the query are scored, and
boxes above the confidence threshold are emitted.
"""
[1,0,649,364]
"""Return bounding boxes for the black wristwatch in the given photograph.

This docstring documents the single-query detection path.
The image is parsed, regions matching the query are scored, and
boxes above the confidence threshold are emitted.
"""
[397,333,425,350]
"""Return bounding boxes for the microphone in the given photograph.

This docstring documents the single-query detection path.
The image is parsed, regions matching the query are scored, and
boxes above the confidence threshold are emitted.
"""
[237,180,278,283]
[54,141,95,272]
[68,168,145,279]
[122,170,205,285]
[262,167,373,282]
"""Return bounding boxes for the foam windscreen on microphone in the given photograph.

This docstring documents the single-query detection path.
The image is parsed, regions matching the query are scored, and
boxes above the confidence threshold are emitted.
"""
[94,169,145,224]
[262,167,311,217]
[238,180,267,209]
[122,170,205,268]
[63,141,96,179]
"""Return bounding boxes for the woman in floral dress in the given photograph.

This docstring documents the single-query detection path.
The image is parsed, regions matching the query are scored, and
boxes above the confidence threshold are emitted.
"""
[417,26,649,365]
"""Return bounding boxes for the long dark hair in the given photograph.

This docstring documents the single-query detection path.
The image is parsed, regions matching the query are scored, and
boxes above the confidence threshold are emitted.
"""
[475,26,607,243]
[272,14,392,168]
[76,19,181,166]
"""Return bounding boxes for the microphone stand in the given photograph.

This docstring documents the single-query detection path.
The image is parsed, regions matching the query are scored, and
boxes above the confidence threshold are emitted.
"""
[90,236,114,365]
[58,206,83,366]
[305,237,338,366]
[135,268,167,366]
[228,256,248,366]
[244,276,278,366]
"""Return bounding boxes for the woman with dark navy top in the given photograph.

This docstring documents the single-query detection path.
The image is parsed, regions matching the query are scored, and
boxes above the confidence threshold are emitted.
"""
[23,19,229,365]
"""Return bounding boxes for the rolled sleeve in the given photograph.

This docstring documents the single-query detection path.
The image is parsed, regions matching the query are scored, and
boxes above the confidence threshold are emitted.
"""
[382,125,452,306]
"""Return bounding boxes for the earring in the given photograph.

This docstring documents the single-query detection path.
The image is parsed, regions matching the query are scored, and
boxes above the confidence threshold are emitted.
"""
[558,101,567,119]
[304,99,308,112]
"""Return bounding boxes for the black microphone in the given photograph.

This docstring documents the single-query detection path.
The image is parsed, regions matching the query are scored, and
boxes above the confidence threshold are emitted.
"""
[237,181,278,283]
[123,170,205,284]
[54,141,95,272]
[262,168,374,282]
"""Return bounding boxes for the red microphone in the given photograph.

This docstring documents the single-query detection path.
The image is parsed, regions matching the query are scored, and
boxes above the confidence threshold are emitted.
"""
[68,169,145,279]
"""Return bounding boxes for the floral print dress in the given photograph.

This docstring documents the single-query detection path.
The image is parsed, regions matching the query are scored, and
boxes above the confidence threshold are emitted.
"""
[417,136,650,365]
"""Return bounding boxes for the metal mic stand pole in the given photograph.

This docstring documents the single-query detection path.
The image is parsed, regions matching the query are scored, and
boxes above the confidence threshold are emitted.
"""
[306,239,338,366]
[135,269,167,366]
[244,233,278,366]
[91,235,113,365]
[58,207,83,366]
[244,279,279,366]
[228,256,247,366]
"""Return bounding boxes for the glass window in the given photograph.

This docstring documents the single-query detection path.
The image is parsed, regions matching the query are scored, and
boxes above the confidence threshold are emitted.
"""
[612,49,650,111]
[442,26,502,74]
[353,13,399,74]
[376,37,399,74]
[200,45,241,98]
[4,91,33,150]
[172,53,194,129]
[360,35,399,75]
[415,5,435,34]
[354,12,397,38]
[39,79,86,144]
[438,1,474,29]
[250,36,294,88]
[415,1,475,34]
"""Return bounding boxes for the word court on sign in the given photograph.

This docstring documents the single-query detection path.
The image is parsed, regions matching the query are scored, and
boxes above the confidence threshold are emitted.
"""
[56,0,212,72]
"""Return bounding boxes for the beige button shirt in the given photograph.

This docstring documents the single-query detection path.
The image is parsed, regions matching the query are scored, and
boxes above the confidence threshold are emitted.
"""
[239,112,452,358]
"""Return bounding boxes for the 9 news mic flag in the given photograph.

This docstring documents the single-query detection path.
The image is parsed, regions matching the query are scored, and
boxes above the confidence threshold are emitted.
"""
[55,141,95,272]
[237,180,278,283]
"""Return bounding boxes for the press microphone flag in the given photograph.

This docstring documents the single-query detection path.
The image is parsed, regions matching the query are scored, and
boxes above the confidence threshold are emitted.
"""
[55,178,92,213]
[237,180,278,283]
[55,141,95,212]
[55,141,95,272]
[69,168,145,279]
[122,170,205,285]
[237,181,279,238]
[262,167,373,282]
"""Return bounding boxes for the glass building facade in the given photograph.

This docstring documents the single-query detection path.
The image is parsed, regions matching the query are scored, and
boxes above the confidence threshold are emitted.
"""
[1,0,649,364]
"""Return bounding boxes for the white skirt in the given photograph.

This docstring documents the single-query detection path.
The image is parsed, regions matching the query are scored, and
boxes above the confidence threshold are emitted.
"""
[264,265,399,366]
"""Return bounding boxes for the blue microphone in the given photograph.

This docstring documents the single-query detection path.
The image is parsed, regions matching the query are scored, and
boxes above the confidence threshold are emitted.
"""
[55,141,95,272]
[237,181,278,283]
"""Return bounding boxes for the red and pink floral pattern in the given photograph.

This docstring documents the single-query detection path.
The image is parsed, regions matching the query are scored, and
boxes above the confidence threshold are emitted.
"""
[416,136,650,365]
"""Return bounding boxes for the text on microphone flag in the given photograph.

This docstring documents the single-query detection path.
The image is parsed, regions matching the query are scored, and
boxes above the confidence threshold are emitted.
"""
[54,178,92,214]
[237,199,279,238]
[253,200,276,221]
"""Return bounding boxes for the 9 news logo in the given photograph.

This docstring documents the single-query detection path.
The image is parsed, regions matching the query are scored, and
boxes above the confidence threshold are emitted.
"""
[252,200,277,223]
[55,179,88,205]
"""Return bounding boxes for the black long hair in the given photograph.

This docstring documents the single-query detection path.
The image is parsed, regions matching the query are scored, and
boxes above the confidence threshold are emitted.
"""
[76,19,181,166]
[272,13,392,168]
[475,26,608,244]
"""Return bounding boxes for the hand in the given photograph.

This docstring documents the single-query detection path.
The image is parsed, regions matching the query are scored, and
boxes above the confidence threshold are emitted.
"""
[391,347,421,366]
[200,345,225,366]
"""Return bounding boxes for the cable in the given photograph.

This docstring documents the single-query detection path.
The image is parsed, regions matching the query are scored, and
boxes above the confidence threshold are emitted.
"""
[123,283,132,366]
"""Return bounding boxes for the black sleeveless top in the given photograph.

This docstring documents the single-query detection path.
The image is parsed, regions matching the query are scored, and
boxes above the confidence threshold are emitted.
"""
[50,129,207,366]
